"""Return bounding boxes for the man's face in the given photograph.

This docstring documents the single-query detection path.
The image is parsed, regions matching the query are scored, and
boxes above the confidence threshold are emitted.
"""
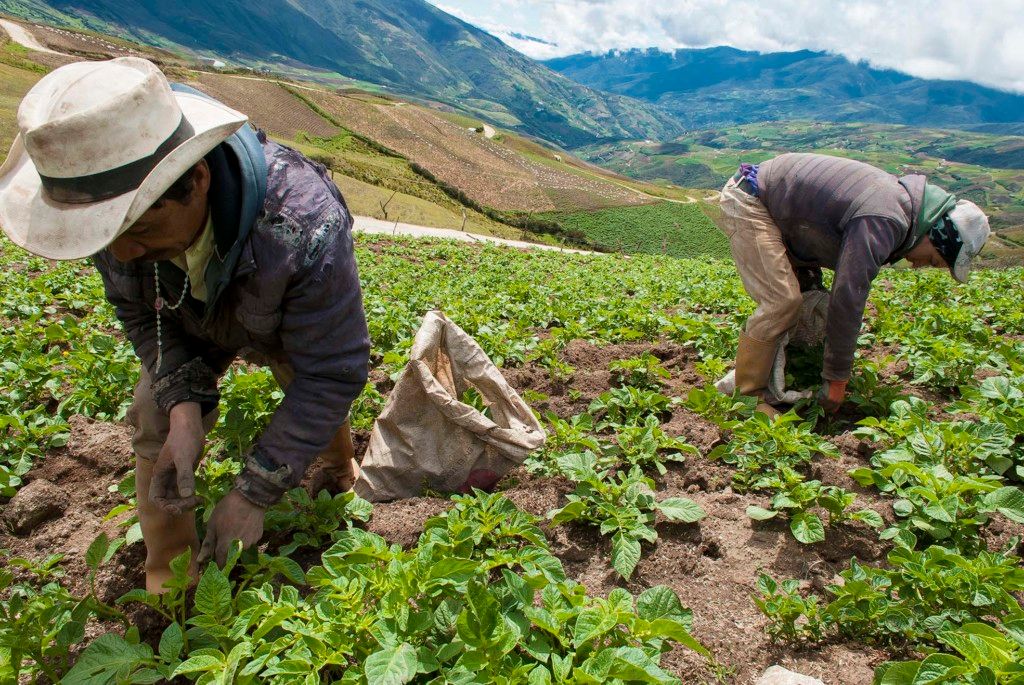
[904,235,948,269]
[108,161,210,263]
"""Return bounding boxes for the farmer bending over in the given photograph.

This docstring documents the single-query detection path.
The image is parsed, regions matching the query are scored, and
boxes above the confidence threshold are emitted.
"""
[0,58,370,592]
[718,153,990,416]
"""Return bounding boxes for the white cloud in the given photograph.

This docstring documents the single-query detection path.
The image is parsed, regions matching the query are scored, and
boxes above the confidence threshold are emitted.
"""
[430,0,1024,94]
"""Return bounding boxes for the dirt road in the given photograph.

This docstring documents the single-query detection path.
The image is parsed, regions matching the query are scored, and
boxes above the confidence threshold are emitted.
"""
[0,19,64,55]
[352,215,599,255]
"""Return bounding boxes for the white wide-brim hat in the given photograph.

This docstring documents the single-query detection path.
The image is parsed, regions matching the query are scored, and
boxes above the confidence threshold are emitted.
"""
[0,57,247,260]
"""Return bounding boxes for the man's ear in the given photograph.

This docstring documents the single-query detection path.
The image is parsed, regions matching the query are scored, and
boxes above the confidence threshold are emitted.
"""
[193,159,211,199]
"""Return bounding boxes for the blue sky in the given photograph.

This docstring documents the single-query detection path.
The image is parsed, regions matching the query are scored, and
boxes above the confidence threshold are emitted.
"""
[428,0,1024,94]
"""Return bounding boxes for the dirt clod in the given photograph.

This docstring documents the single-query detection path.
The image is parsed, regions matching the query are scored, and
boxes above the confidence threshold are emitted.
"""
[67,414,134,473]
[3,478,68,534]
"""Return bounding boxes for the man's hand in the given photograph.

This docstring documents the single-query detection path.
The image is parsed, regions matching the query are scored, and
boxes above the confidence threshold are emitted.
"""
[198,489,266,566]
[150,401,204,514]
[817,379,848,414]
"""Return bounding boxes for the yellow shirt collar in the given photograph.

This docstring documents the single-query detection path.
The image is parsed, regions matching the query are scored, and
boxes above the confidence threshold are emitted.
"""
[171,213,216,303]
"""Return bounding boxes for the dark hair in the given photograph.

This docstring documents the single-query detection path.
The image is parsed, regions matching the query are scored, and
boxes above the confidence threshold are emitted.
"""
[929,215,964,269]
[152,163,200,207]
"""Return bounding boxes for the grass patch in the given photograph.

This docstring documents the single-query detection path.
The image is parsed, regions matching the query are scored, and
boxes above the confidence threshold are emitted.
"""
[544,201,729,259]
[0,60,42,152]
[331,173,527,239]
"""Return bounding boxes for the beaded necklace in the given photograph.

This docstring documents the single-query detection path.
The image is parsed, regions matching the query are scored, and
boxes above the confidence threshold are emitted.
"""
[153,261,190,374]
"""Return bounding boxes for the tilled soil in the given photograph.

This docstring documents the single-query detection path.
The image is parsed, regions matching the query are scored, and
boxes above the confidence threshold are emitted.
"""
[2,338,1018,684]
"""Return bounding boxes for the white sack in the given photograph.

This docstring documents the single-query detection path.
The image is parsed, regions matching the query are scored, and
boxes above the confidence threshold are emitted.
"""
[716,290,830,404]
[354,311,546,502]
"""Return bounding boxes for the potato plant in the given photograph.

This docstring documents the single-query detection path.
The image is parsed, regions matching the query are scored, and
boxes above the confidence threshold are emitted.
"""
[548,452,705,579]
[63,492,709,684]
[4,235,1024,682]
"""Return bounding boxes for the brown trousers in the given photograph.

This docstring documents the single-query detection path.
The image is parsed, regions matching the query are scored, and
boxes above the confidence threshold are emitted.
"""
[718,177,803,344]
[127,363,353,593]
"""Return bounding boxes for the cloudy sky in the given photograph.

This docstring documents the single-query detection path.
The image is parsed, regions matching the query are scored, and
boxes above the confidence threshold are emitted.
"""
[429,0,1024,94]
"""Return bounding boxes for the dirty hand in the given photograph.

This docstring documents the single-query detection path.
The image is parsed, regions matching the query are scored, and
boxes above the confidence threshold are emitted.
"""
[816,379,848,414]
[198,489,266,566]
[150,401,204,514]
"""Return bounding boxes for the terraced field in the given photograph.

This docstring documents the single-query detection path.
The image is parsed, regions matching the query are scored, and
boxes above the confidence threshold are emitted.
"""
[304,88,655,213]
[189,73,341,140]
[0,20,752,257]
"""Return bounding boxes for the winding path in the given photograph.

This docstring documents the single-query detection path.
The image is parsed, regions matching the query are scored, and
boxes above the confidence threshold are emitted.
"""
[0,19,64,55]
[352,215,598,255]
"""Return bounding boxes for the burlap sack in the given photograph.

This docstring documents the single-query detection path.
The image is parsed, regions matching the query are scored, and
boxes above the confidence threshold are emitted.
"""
[716,290,830,404]
[354,311,546,502]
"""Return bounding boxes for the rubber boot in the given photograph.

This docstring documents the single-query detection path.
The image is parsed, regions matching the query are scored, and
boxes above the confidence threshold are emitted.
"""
[134,456,199,594]
[734,331,781,418]
[309,418,360,494]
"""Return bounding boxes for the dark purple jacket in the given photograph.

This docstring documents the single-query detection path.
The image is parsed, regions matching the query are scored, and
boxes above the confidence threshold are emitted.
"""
[95,132,370,507]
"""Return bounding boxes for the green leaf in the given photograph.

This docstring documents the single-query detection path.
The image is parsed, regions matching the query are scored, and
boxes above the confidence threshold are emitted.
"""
[116,588,158,608]
[746,505,779,521]
[363,642,418,685]
[606,646,677,683]
[270,555,307,585]
[852,509,884,528]
[528,665,553,685]
[551,653,571,681]
[893,499,915,517]
[884,527,918,549]
[611,532,642,579]
[913,653,971,682]
[982,486,1024,523]
[645,618,710,657]
[657,497,705,523]
[173,653,224,676]
[790,513,825,544]
[637,586,685,622]
[63,633,154,684]
[85,533,110,571]
[573,607,617,647]
[125,521,144,545]
[549,500,587,526]
[194,563,232,620]
[876,661,921,685]
[922,495,959,524]
[428,558,482,583]
[158,622,184,663]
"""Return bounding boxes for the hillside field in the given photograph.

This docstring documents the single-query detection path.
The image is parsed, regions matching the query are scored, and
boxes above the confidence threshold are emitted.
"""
[0,22,727,254]
[543,201,730,259]
[1,234,1023,684]
[1,20,1024,685]
[579,121,1024,262]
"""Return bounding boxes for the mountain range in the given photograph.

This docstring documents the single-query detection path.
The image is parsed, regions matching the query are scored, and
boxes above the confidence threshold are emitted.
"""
[3,0,1023,147]
[545,47,1024,131]
[0,0,683,147]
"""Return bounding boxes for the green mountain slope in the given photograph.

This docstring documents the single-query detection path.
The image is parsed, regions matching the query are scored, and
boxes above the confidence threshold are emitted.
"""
[545,47,1024,131]
[577,121,1024,261]
[0,0,684,147]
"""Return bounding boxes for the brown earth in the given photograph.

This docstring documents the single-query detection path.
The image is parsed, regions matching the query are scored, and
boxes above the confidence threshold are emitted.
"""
[2,338,1020,684]
[303,89,652,213]
[188,73,342,140]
